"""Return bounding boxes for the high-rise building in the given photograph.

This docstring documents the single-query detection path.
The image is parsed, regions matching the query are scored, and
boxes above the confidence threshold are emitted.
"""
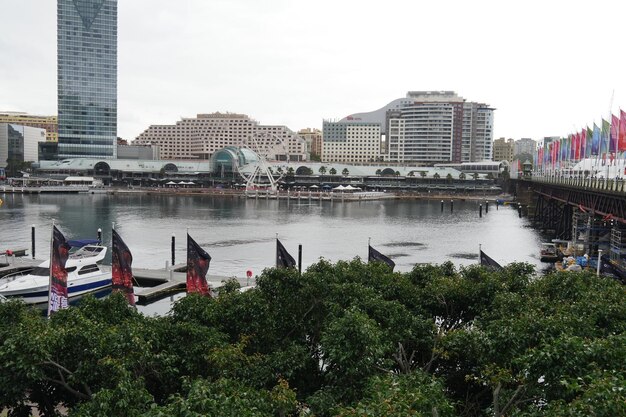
[0,112,58,141]
[332,91,494,164]
[493,138,514,162]
[57,0,117,159]
[133,113,307,161]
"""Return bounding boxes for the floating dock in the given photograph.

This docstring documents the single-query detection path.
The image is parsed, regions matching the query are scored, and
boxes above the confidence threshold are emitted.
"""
[133,265,250,304]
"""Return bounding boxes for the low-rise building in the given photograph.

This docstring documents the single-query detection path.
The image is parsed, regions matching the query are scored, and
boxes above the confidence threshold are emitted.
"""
[0,112,58,141]
[493,138,514,162]
[0,124,47,173]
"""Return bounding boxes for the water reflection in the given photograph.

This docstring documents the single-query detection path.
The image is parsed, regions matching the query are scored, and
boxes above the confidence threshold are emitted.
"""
[0,194,544,277]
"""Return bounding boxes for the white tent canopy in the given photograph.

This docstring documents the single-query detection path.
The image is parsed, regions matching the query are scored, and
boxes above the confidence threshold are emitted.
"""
[333,185,345,190]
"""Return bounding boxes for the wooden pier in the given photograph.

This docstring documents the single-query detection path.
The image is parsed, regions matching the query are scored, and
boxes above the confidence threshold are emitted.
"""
[133,265,251,304]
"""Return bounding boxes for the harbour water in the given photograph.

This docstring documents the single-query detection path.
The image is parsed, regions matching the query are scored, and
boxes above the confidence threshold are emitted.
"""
[1,193,544,276]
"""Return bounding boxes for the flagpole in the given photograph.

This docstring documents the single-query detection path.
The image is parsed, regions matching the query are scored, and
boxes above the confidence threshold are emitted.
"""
[47,221,55,318]
[479,243,482,263]
[368,237,371,259]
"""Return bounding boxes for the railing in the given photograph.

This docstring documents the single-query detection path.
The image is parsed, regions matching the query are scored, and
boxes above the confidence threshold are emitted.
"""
[528,174,626,194]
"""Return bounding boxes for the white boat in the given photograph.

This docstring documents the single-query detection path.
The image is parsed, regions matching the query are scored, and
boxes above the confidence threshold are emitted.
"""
[0,244,112,305]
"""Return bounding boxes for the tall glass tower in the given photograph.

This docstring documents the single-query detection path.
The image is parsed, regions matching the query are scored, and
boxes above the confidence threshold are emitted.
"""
[57,0,117,159]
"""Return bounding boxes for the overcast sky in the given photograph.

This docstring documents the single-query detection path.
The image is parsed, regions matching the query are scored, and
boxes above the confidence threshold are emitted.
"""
[2,0,626,142]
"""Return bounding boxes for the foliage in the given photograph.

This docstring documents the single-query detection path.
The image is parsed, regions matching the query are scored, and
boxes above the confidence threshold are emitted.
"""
[459,172,466,180]
[318,166,326,175]
[329,167,337,175]
[0,262,624,417]
[341,168,349,176]
[375,169,382,176]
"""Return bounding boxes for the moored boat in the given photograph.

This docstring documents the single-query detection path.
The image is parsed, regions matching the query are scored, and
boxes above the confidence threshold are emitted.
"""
[0,243,111,305]
[540,243,561,262]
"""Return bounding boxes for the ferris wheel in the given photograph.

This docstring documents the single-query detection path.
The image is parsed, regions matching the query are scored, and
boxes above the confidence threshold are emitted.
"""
[237,132,290,191]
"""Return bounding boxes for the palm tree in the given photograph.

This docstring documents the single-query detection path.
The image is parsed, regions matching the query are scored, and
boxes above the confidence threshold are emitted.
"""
[342,168,349,176]
[394,171,401,177]
[319,166,327,175]
[433,173,440,179]
[287,167,295,177]
[329,167,337,175]
[472,172,479,180]
[459,172,466,180]
[375,169,382,176]
[419,171,427,179]
[407,171,415,177]
[277,167,284,174]
[446,173,453,183]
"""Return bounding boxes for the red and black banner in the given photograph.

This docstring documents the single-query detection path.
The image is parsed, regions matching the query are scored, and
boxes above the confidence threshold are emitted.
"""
[47,225,71,316]
[112,229,135,305]
[187,234,211,296]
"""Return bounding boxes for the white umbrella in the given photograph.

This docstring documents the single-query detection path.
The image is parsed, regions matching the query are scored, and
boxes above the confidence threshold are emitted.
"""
[333,185,345,191]
[166,181,176,185]
[343,185,357,190]
[310,185,319,188]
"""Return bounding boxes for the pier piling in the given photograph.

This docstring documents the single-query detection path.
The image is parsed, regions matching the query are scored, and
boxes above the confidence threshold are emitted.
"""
[298,244,302,275]
[97,228,102,243]
[31,225,35,259]
[479,204,483,218]
[441,200,444,212]
[450,200,454,213]
[485,201,489,213]
[171,233,175,265]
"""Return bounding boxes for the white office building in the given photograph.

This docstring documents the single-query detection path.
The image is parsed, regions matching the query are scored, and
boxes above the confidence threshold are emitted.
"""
[322,120,382,163]
[0,124,47,168]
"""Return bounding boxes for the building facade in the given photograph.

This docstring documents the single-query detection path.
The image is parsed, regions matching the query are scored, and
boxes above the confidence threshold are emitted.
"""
[321,121,382,163]
[297,128,322,159]
[492,138,515,162]
[0,124,47,169]
[333,91,494,164]
[0,112,58,141]
[133,113,307,161]
[514,138,537,157]
[57,0,117,159]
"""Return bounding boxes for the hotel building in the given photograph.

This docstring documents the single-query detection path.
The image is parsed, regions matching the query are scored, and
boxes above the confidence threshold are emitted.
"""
[57,0,117,159]
[328,91,494,164]
[133,113,307,161]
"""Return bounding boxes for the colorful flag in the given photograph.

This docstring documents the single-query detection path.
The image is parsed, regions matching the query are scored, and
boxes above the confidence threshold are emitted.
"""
[276,239,296,268]
[586,126,593,156]
[368,245,395,271]
[578,129,587,160]
[112,229,135,305]
[601,119,611,165]
[186,234,211,295]
[592,123,600,155]
[48,225,71,316]
[480,249,503,271]
[575,132,581,160]
[610,114,619,156]
[620,110,626,152]
[569,134,576,160]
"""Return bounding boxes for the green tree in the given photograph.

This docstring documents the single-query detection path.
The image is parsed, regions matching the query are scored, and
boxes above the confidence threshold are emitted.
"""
[433,173,440,179]
[472,172,479,180]
[420,171,427,178]
[342,168,349,176]
[375,169,382,176]
[329,167,337,175]
[446,173,453,183]
[459,172,466,180]
[319,166,327,175]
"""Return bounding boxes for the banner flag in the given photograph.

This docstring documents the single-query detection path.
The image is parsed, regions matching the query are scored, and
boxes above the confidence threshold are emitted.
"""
[112,228,136,305]
[592,124,600,155]
[601,119,610,154]
[368,245,395,271]
[480,249,503,271]
[580,129,586,159]
[276,239,296,268]
[586,126,593,156]
[186,234,211,295]
[620,110,626,152]
[610,114,619,158]
[48,225,71,316]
